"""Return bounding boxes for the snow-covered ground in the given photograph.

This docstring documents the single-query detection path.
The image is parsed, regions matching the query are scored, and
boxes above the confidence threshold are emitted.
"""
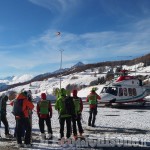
[0,63,150,149]
[1,102,150,149]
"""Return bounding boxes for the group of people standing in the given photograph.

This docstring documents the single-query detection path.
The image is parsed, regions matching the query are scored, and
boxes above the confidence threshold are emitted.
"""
[55,88,84,140]
[0,87,100,148]
[55,87,100,141]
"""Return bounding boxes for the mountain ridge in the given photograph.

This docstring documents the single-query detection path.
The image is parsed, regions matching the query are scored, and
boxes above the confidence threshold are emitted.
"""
[0,53,150,92]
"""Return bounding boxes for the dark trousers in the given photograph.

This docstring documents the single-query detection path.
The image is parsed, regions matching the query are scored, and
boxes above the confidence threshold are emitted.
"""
[1,115,9,135]
[14,122,25,138]
[39,117,52,134]
[72,114,84,136]
[88,108,97,126]
[16,117,31,144]
[59,117,71,138]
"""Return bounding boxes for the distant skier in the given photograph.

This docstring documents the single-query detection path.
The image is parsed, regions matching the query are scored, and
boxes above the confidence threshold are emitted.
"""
[55,88,74,140]
[86,88,101,127]
[10,92,34,148]
[37,93,53,140]
[72,89,84,140]
[0,94,12,138]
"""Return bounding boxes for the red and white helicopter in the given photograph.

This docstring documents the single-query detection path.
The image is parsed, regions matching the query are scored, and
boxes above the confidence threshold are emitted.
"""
[99,70,150,105]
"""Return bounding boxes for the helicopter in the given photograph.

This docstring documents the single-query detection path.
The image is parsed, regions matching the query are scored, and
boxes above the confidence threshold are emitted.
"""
[99,70,150,105]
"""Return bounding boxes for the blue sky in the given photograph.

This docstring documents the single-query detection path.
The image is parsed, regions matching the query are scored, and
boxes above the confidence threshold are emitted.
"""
[0,0,150,77]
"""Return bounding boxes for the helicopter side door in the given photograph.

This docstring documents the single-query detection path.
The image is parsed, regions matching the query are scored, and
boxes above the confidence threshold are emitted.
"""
[118,87,134,102]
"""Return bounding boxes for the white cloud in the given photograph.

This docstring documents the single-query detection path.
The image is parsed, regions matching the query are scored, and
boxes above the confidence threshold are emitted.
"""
[134,19,150,32]
[33,25,150,61]
[28,0,80,14]
[0,18,150,74]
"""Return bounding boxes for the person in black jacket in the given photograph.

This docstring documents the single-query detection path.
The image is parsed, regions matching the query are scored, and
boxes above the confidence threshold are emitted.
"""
[0,94,12,138]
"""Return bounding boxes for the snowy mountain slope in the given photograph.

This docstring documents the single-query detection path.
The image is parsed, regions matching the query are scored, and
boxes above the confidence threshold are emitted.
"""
[71,61,84,68]
[10,74,34,84]
[0,76,14,82]
[0,63,149,102]
[0,74,34,85]
[4,71,105,101]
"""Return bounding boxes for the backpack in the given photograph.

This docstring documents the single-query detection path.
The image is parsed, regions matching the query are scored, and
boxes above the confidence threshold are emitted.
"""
[88,95,97,105]
[39,100,49,115]
[63,96,75,115]
[73,98,80,115]
[12,99,24,117]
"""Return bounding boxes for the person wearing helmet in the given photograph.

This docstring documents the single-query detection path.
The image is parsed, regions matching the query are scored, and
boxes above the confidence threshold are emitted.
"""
[86,87,100,127]
[55,88,74,140]
[10,92,34,148]
[37,93,53,140]
[72,89,84,140]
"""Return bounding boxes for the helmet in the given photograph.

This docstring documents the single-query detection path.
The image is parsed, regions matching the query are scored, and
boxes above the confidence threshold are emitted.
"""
[72,89,77,97]
[91,87,97,92]
[60,88,66,96]
[41,93,46,100]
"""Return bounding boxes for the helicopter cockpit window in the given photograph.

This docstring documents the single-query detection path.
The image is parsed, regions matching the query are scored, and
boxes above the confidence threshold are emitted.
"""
[111,87,118,96]
[101,87,107,93]
[101,87,118,96]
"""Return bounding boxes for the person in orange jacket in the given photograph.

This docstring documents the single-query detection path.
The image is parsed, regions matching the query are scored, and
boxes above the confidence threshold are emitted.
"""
[10,92,34,148]
[37,93,53,140]
[86,88,100,127]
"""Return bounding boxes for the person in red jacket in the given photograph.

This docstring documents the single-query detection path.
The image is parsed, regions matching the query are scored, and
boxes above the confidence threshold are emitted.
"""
[37,93,53,140]
[86,88,100,127]
[10,92,34,148]
[72,89,84,139]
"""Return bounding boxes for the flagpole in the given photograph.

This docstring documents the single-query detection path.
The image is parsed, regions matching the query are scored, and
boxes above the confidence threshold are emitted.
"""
[59,49,64,89]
